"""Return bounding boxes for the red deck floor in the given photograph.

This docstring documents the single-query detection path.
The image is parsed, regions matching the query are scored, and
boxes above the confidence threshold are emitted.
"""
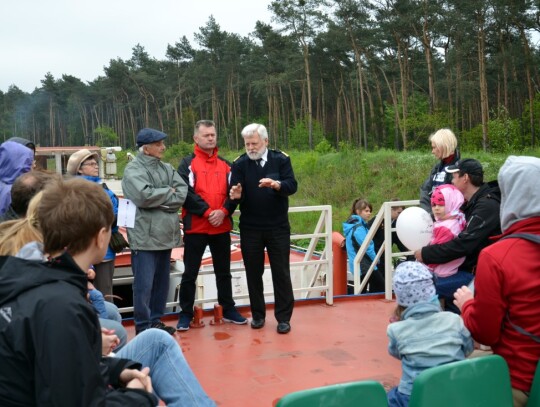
[124,295,401,406]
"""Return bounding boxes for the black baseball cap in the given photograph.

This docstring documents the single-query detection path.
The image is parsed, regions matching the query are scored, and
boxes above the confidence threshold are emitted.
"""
[445,158,484,176]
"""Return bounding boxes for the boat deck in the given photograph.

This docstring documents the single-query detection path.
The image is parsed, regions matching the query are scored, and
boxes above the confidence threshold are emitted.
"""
[123,295,401,406]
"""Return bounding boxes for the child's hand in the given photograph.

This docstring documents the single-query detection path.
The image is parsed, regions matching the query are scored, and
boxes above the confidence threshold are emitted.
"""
[87,282,95,290]
[86,268,96,280]
[101,328,120,355]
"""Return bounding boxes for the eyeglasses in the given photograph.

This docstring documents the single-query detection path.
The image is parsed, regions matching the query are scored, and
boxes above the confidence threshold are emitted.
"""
[82,161,98,167]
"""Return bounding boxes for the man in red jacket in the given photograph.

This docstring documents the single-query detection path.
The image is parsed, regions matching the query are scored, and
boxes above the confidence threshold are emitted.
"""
[176,120,247,331]
[454,155,540,407]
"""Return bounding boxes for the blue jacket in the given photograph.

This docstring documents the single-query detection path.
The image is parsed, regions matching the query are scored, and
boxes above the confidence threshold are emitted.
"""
[81,175,118,261]
[387,300,474,395]
[0,141,34,215]
[342,215,377,275]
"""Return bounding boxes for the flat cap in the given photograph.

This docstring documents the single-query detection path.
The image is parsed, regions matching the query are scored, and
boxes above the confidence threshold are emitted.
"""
[136,128,167,147]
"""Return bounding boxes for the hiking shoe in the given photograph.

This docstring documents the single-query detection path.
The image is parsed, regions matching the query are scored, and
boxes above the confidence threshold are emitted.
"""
[151,321,176,335]
[176,314,191,331]
[223,308,248,325]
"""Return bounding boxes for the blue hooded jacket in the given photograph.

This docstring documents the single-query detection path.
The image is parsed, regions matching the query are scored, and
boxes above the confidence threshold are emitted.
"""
[0,141,34,215]
[342,214,377,275]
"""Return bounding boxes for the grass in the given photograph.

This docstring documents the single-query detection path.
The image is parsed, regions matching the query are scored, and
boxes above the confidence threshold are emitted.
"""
[115,146,540,235]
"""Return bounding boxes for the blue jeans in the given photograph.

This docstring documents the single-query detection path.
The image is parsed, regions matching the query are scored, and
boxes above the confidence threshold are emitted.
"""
[131,249,172,331]
[434,270,474,314]
[388,387,410,407]
[116,329,216,407]
[99,318,127,351]
[88,288,107,318]
[99,299,127,350]
[104,301,122,322]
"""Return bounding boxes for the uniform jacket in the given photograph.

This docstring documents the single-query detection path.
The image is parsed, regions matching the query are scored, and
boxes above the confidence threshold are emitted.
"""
[342,215,377,275]
[421,181,501,273]
[0,141,34,215]
[461,155,540,392]
[179,144,237,234]
[121,152,187,250]
[419,150,460,213]
[230,149,297,231]
[0,253,157,406]
[387,301,474,396]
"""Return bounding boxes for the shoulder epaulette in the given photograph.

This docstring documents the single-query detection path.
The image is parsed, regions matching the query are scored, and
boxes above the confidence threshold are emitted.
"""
[270,148,289,157]
[233,152,246,163]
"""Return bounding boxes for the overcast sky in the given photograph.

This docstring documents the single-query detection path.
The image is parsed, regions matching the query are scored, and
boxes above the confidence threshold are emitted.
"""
[0,0,274,93]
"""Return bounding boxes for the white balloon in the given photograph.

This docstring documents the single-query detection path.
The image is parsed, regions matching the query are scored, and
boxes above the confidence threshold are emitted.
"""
[395,207,434,251]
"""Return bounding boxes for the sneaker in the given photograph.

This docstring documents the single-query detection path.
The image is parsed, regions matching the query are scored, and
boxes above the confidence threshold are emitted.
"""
[223,308,248,325]
[176,314,191,331]
[151,321,176,335]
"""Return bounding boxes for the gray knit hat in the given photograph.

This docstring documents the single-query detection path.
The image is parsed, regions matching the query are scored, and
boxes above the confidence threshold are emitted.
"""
[393,261,436,307]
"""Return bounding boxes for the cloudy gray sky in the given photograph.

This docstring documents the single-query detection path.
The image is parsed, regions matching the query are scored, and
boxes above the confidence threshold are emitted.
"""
[0,0,273,93]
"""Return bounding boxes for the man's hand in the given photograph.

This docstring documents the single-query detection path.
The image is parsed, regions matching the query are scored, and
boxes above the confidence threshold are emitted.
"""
[208,209,226,227]
[453,285,474,311]
[229,183,242,200]
[101,328,120,356]
[121,367,153,393]
[258,178,280,190]
[414,249,423,262]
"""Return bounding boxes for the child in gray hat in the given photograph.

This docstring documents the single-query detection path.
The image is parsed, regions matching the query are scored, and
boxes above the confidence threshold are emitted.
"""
[386,261,474,407]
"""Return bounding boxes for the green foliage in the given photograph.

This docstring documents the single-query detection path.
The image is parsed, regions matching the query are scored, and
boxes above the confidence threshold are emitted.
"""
[287,118,326,150]
[94,126,118,147]
[314,138,335,154]
[162,141,194,168]
[116,143,539,234]
[461,110,522,153]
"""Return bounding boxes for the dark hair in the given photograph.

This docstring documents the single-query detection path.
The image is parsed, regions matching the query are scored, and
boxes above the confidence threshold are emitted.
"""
[458,171,483,187]
[38,178,113,256]
[11,170,61,217]
[195,120,215,132]
[350,198,372,215]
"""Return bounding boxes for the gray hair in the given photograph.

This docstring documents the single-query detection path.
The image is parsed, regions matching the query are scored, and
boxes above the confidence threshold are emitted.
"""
[241,123,268,140]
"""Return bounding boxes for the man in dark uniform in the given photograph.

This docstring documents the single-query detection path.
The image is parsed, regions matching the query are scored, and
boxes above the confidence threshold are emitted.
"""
[229,123,298,334]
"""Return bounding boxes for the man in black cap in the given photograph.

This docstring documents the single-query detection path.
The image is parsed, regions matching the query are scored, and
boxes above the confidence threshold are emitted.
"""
[121,128,188,335]
[415,158,501,312]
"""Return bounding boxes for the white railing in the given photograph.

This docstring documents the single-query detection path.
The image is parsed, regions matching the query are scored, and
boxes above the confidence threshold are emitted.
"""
[352,200,420,299]
[113,205,334,314]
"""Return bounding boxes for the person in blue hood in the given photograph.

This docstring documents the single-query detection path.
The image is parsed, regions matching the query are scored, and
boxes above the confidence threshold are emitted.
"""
[0,141,34,215]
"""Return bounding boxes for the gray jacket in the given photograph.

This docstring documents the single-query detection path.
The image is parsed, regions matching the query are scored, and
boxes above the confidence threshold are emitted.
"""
[121,152,187,250]
[387,301,474,395]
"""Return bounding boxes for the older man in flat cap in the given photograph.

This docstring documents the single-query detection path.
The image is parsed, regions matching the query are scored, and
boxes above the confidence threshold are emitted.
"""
[122,128,188,335]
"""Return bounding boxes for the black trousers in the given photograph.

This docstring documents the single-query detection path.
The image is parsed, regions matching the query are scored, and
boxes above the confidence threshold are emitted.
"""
[240,227,294,322]
[179,232,235,317]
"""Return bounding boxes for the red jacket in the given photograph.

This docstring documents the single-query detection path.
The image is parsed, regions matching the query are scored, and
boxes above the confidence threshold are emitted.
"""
[178,145,237,235]
[461,216,540,392]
